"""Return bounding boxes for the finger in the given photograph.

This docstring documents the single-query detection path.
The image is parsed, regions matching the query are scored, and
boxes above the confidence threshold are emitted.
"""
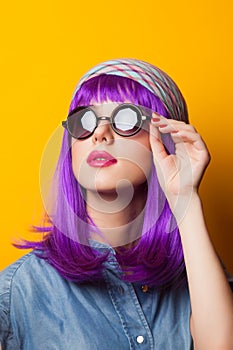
[152,114,203,144]
[149,123,168,162]
[157,124,196,135]
[152,113,187,126]
[152,113,197,132]
[170,129,207,151]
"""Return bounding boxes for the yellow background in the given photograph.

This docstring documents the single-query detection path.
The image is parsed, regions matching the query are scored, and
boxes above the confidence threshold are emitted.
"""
[0,0,232,273]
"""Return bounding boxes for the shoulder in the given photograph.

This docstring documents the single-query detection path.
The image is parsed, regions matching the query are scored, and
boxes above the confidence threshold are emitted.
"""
[0,253,38,347]
[1,252,48,290]
[0,253,34,306]
[1,253,38,305]
[0,253,74,348]
[0,252,63,317]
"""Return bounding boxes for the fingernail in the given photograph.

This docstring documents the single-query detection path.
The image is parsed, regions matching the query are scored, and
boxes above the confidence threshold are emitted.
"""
[158,124,167,128]
[152,117,161,122]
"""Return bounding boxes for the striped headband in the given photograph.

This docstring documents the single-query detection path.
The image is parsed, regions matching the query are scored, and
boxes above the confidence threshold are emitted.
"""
[73,58,188,122]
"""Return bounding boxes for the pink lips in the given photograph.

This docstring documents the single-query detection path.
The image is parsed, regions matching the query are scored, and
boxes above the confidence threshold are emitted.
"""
[87,151,117,167]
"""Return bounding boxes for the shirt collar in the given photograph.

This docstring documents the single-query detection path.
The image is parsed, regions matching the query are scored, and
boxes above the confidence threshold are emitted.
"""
[89,239,116,255]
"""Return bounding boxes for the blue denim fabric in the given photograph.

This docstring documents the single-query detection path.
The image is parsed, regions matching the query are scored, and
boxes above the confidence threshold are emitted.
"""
[0,241,193,349]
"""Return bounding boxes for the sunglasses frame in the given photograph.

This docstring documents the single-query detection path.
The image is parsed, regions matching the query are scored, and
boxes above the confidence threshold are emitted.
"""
[62,103,151,140]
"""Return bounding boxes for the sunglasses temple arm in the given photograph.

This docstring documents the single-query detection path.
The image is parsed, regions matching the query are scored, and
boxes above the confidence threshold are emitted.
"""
[62,121,68,129]
[142,115,151,121]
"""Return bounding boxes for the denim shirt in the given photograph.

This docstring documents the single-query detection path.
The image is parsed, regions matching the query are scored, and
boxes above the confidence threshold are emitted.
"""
[0,242,193,350]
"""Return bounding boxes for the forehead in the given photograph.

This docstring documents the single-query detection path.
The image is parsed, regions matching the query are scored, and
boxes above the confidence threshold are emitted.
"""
[89,102,122,114]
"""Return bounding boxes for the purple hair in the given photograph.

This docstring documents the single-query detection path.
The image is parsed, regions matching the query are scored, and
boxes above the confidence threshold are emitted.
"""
[18,74,188,288]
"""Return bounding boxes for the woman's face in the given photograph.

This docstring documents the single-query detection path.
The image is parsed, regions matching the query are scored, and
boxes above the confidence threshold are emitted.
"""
[71,101,153,194]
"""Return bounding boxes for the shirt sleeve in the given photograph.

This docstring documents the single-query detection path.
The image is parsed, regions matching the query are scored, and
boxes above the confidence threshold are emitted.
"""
[226,271,233,292]
[221,260,233,292]
[0,268,19,349]
[0,301,11,348]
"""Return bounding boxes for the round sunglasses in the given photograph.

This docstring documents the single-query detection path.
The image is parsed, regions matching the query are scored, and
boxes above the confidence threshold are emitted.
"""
[62,103,151,140]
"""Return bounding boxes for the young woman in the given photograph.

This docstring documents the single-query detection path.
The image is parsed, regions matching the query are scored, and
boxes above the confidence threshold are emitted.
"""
[0,59,232,349]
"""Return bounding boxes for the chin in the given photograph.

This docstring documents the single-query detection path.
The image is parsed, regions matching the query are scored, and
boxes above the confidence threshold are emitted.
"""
[82,176,148,194]
[75,162,151,194]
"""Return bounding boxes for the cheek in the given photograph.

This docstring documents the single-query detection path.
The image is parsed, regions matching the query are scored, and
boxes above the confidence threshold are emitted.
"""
[117,157,152,186]
[70,134,153,191]
[71,141,89,183]
[117,132,152,172]
[71,141,105,190]
[136,128,151,151]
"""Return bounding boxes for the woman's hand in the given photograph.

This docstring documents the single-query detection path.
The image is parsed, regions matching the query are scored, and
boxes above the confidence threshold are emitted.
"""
[150,114,233,348]
[149,113,210,216]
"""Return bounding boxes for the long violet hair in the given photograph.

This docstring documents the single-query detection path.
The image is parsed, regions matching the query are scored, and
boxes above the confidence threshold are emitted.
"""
[18,74,188,288]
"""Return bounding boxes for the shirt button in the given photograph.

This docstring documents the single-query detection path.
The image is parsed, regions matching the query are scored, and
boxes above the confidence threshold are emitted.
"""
[141,285,149,293]
[136,335,144,344]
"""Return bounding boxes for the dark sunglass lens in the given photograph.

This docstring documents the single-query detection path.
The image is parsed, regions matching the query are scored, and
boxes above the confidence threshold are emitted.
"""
[113,106,141,135]
[68,110,96,139]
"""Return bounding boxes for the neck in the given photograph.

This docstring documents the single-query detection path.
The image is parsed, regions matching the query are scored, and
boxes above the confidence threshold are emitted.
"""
[86,183,148,248]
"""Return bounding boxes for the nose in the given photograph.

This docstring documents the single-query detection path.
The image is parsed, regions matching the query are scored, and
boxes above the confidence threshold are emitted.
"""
[92,120,114,144]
